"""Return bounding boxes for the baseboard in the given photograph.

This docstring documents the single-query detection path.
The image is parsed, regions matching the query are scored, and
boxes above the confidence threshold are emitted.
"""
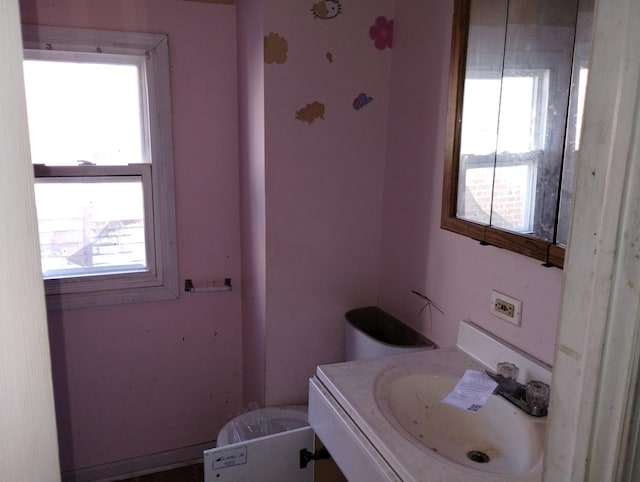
[61,441,215,482]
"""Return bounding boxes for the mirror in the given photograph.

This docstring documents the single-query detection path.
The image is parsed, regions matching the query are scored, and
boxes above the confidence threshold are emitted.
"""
[441,0,594,268]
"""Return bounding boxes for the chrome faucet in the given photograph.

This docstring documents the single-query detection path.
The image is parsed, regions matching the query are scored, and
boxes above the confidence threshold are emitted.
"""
[485,363,550,417]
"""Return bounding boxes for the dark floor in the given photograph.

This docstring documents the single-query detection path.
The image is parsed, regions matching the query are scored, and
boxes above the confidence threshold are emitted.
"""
[118,463,204,482]
[114,436,347,482]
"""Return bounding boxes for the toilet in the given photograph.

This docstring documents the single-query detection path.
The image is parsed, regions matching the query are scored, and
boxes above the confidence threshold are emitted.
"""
[345,306,435,361]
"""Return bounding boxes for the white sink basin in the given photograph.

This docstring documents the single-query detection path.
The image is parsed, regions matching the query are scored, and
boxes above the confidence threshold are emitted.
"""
[375,373,546,475]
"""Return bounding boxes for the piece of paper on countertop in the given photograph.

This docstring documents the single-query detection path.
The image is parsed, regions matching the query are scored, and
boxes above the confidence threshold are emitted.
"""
[441,369,498,413]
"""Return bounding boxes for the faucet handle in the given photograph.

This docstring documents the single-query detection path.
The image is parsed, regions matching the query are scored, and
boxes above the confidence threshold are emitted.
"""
[497,362,519,381]
[526,380,550,415]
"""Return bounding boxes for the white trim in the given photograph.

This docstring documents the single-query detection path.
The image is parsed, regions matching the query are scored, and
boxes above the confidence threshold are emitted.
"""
[22,24,166,56]
[144,28,180,302]
[22,25,179,310]
[544,0,640,480]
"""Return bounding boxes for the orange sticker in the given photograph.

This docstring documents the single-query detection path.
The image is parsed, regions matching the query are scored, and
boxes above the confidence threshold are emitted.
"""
[295,102,325,124]
[264,32,288,64]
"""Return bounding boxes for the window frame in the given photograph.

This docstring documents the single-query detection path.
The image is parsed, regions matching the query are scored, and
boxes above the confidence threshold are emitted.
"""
[23,25,179,309]
[441,0,565,268]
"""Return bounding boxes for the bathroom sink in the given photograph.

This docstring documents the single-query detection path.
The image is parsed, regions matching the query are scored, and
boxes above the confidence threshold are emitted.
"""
[375,373,546,475]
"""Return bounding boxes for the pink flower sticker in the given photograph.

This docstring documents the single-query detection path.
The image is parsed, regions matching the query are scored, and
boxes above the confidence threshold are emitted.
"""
[369,16,394,50]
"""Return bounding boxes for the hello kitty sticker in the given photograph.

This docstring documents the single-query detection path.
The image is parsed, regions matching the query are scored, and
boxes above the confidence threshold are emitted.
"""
[311,0,342,19]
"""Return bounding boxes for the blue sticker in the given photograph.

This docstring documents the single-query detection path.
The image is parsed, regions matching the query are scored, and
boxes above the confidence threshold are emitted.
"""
[353,93,373,110]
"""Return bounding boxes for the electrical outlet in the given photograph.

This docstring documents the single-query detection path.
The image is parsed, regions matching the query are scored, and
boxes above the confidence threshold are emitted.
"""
[489,290,522,326]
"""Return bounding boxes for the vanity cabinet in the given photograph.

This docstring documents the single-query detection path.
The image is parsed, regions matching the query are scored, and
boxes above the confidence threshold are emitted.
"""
[309,376,401,481]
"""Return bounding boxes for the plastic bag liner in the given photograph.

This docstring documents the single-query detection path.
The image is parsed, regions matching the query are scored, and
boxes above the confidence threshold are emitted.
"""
[220,403,308,446]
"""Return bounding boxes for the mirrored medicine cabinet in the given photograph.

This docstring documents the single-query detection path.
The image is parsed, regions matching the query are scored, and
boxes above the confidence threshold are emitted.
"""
[441,0,594,268]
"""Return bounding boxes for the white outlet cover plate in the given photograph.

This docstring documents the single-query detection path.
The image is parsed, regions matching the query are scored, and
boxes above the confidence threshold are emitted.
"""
[489,290,522,326]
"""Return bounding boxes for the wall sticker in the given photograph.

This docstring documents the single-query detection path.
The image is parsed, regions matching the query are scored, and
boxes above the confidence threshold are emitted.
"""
[264,32,288,64]
[353,93,373,110]
[369,16,394,50]
[311,0,342,19]
[295,102,325,124]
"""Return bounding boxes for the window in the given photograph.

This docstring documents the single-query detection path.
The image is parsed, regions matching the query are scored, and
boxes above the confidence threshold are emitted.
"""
[441,0,594,268]
[22,25,179,309]
[458,69,549,233]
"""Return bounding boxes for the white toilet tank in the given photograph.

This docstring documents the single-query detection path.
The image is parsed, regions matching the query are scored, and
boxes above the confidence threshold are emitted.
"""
[345,306,435,361]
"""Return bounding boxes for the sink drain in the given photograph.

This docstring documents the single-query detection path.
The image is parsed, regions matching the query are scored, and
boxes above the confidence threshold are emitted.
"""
[467,450,490,464]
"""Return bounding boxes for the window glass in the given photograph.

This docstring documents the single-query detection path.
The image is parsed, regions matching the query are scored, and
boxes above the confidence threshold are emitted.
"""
[34,177,147,279]
[23,57,146,166]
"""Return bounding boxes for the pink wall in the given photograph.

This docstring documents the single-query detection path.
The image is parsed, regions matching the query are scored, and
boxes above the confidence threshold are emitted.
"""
[237,0,267,408]
[261,0,395,405]
[379,0,562,365]
[238,0,396,406]
[22,0,564,474]
[20,0,243,472]
[246,0,562,411]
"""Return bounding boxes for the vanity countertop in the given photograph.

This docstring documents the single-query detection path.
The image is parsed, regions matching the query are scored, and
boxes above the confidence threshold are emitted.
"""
[315,346,545,482]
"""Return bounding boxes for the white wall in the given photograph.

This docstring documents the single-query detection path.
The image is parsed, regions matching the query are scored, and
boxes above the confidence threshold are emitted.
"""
[0,0,60,480]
